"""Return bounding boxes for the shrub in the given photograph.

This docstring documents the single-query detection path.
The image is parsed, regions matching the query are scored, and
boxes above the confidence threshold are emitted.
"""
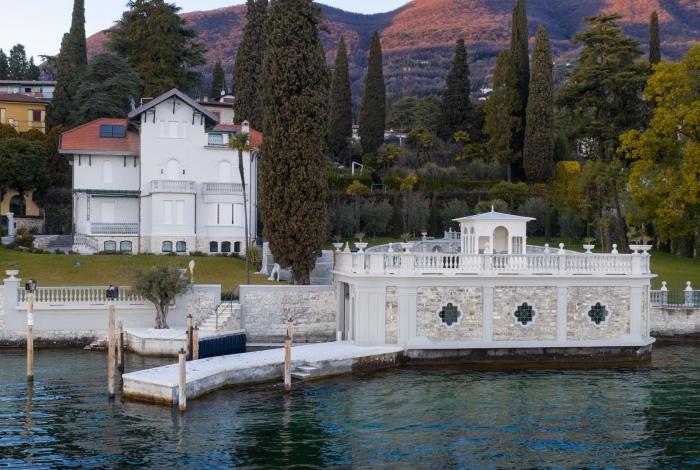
[558,210,585,239]
[474,198,508,214]
[439,199,471,230]
[361,199,393,236]
[517,197,548,236]
[12,228,34,248]
[327,202,354,238]
[407,195,430,234]
[464,158,506,181]
[489,181,529,208]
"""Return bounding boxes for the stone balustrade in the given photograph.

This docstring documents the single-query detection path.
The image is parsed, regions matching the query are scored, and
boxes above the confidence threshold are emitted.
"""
[150,180,196,193]
[334,248,652,277]
[202,182,244,195]
[90,222,139,235]
[16,286,147,308]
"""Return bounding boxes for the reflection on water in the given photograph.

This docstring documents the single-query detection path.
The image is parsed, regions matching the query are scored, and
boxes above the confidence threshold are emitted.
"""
[1,345,699,468]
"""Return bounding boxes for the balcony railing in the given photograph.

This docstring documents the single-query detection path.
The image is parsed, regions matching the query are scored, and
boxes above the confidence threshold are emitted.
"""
[18,286,146,306]
[651,290,700,309]
[151,180,196,193]
[90,222,139,235]
[334,251,652,277]
[203,182,244,195]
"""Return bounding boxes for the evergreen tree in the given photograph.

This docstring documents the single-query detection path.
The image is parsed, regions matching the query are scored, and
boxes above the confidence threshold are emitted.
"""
[523,26,553,183]
[359,32,386,154]
[233,0,268,129]
[328,36,353,160]
[26,57,40,80]
[0,50,8,80]
[484,50,520,181]
[48,0,87,129]
[70,53,141,125]
[210,61,227,99]
[108,0,206,97]
[8,44,28,79]
[439,39,473,140]
[509,0,529,158]
[649,11,661,65]
[259,0,329,285]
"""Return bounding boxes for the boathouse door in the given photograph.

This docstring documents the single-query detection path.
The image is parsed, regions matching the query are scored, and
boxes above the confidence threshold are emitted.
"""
[339,282,351,341]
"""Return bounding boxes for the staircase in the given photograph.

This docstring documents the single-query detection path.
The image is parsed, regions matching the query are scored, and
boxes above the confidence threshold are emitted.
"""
[291,362,322,380]
[47,235,74,252]
[199,302,240,333]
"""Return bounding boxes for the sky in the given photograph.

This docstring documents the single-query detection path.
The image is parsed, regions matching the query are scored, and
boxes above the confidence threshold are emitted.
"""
[1,0,410,59]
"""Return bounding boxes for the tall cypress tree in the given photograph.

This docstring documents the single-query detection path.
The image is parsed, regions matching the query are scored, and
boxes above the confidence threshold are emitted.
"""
[210,61,227,99]
[0,50,8,80]
[233,0,268,129]
[328,36,353,161]
[509,0,529,158]
[359,32,386,154]
[47,0,87,129]
[259,0,329,285]
[523,26,553,183]
[8,44,29,80]
[26,57,40,80]
[439,39,473,140]
[649,11,661,65]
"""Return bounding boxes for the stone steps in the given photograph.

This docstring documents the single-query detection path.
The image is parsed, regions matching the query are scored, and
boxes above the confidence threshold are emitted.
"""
[291,362,321,380]
[198,302,239,333]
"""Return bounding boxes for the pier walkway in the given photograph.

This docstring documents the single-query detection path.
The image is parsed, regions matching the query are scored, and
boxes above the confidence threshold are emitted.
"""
[123,342,403,405]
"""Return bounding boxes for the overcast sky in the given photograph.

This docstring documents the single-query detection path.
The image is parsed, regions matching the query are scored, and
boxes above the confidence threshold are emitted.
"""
[1,0,410,59]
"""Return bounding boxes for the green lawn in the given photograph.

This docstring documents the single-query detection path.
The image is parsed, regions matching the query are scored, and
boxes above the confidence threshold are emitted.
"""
[0,248,272,292]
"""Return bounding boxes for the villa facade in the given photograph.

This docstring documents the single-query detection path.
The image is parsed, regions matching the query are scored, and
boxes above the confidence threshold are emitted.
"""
[59,89,260,255]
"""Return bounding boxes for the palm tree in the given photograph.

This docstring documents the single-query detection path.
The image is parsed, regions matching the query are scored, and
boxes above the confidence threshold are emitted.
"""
[229,132,253,285]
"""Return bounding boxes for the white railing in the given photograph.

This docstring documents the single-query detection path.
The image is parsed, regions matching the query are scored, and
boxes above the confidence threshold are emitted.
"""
[203,182,244,194]
[334,251,651,277]
[18,286,147,306]
[150,180,196,193]
[90,222,139,235]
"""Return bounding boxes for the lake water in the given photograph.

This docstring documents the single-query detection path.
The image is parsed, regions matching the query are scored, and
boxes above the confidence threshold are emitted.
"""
[1,344,699,468]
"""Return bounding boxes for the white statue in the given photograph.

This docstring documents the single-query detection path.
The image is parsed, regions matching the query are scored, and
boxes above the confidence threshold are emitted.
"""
[268,263,282,282]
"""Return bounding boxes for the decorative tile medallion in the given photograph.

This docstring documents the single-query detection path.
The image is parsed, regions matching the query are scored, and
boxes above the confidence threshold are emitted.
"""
[588,302,609,325]
[514,302,535,325]
[439,302,461,326]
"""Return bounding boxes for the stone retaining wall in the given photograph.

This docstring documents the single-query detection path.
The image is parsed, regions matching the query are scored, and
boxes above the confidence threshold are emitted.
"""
[651,307,700,337]
[239,285,336,343]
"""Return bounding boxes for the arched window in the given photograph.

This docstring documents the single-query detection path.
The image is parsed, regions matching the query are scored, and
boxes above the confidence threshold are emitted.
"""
[120,241,133,253]
[162,241,173,253]
[218,161,233,183]
[102,160,113,184]
[210,241,219,253]
[176,241,187,253]
[104,240,117,253]
[234,241,241,253]
[221,241,231,253]
[166,159,180,180]
[9,194,26,217]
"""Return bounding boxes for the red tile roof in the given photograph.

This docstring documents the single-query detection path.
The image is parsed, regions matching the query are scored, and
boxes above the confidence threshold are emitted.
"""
[0,93,48,105]
[59,118,140,155]
[212,124,263,149]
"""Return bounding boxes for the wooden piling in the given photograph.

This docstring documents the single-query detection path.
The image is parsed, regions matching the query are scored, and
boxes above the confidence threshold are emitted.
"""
[117,320,124,375]
[192,327,199,360]
[178,348,187,412]
[26,293,34,382]
[107,303,116,399]
[186,315,193,361]
[283,317,293,393]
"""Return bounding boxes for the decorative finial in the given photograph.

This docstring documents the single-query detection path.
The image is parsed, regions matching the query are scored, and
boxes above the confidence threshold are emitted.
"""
[491,205,495,212]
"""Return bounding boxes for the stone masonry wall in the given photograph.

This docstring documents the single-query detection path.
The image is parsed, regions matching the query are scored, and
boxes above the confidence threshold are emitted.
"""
[240,285,336,343]
[567,287,630,340]
[416,287,483,342]
[385,287,398,344]
[651,307,700,336]
[493,287,557,341]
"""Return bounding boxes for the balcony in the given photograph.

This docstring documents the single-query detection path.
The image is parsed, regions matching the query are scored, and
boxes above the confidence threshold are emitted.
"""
[90,222,139,235]
[151,180,196,193]
[203,182,244,195]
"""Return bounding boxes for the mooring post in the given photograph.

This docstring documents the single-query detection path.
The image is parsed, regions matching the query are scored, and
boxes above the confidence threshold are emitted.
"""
[26,292,34,382]
[107,302,116,399]
[192,327,199,360]
[178,348,187,412]
[283,316,293,393]
[186,314,193,361]
[117,320,124,375]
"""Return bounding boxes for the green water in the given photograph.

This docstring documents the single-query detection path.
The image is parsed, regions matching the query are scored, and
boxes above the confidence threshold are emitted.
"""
[1,344,699,468]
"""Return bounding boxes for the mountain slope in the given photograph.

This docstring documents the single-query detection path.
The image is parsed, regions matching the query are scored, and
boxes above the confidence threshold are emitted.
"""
[87,0,700,100]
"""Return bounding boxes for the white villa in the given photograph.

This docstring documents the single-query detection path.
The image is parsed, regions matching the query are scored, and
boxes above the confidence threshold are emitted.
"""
[333,210,655,361]
[59,89,260,255]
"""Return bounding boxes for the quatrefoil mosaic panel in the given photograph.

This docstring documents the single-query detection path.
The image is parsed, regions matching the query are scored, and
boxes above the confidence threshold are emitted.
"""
[439,303,461,326]
[514,302,535,325]
[588,303,609,325]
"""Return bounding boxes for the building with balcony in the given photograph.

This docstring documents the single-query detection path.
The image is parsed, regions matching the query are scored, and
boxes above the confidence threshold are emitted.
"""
[0,80,55,101]
[59,89,259,255]
[0,93,47,133]
[332,210,655,361]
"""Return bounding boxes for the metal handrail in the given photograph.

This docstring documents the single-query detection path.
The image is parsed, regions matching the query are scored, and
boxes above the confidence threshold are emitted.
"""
[651,290,700,309]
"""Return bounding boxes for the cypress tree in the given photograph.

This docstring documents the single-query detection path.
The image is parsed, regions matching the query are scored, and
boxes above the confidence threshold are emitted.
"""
[509,0,529,157]
[328,36,353,161]
[649,11,661,65]
[8,44,29,80]
[0,49,9,80]
[359,32,386,154]
[210,61,227,99]
[108,0,206,97]
[523,26,554,183]
[439,39,473,140]
[233,0,268,129]
[48,0,87,129]
[259,0,329,285]
[26,57,40,80]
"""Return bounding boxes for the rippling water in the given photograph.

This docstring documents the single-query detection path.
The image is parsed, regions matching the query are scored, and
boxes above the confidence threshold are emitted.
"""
[1,344,700,468]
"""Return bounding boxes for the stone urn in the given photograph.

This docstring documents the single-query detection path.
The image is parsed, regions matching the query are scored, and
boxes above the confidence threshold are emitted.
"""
[583,244,595,254]
[5,270,19,280]
[332,242,344,253]
[400,242,414,252]
[354,242,368,253]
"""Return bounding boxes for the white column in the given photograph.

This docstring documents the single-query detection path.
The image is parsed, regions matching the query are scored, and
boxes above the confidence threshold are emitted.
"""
[482,286,494,342]
[630,286,643,338]
[557,286,567,341]
[4,270,20,311]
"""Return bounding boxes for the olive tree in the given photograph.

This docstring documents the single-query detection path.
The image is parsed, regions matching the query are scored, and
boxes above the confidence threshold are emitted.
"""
[132,266,190,329]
